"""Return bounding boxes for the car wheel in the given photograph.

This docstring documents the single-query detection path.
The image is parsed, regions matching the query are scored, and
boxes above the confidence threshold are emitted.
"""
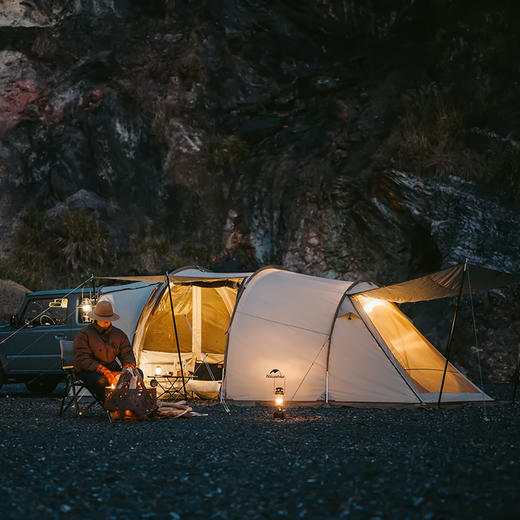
[25,376,59,395]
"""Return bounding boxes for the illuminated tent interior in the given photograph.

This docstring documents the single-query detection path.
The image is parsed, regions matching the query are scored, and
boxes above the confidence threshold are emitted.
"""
[98,263,518,404]
[99,269,247,399]
[136,283,238,376]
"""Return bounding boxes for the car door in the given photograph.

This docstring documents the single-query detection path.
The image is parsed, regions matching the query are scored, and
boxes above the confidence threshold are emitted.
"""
[6,295,79,374]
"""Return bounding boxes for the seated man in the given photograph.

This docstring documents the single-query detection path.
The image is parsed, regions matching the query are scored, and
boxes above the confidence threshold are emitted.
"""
[73,300,137,402]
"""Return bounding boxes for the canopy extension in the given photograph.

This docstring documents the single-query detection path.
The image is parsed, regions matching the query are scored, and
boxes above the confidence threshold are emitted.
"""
[352,263,520,303]
[97,270,251,285]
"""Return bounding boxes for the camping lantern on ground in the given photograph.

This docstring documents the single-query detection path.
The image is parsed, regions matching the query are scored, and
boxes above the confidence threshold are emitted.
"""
[274,386,285,419]
[266,369,286,419]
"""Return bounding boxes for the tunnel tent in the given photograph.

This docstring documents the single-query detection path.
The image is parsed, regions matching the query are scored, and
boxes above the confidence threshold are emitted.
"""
[98,265,496,405]
[221,268,490,404]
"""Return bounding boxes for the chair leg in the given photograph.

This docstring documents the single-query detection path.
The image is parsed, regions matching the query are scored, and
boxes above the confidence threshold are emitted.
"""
[70,377,81,416]
[59,379,69,417]
[60,373,112,422]
[60,375,80,416]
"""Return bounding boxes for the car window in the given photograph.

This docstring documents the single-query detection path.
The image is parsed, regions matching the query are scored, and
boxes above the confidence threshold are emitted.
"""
[21,298,69,327]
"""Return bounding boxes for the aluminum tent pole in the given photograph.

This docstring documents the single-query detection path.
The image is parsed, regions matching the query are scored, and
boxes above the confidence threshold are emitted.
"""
[512,347,520,404]
[438,261,468,408]
[165,271,187,400]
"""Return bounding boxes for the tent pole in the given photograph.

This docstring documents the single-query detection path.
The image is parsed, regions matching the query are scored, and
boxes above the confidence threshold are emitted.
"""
[165,272,187,400]
[325,371,329,404]
[512,346,520,404]
[92,274,96,302]
[438,261,468,408]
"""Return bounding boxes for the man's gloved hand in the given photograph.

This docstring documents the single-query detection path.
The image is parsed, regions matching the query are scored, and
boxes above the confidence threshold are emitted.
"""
[97,365,119,386]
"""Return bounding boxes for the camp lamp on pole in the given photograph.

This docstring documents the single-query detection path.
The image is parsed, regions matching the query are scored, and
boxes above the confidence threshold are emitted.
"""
[266,369,286,419]
[79,297,95,322]
[80,298,93,313]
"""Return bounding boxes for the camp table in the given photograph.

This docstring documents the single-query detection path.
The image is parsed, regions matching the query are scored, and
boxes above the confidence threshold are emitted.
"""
[148,374,197,400]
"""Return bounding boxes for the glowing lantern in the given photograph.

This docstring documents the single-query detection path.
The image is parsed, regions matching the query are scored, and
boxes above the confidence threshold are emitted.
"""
[79,297,95,323]
[81,298,93,313]
[266,369,286,419]
[273,387,285,419]
[155,366,162,376]
[274,386,284,407]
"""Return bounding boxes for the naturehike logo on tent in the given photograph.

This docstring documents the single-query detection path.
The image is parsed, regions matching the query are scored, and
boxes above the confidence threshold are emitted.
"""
[266,369,285,379]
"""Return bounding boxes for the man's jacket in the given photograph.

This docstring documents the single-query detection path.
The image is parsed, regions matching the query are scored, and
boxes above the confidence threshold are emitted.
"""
[73,323,136,373]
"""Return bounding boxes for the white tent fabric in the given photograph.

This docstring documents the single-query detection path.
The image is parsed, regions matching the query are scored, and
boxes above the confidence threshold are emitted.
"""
[327,297,420,403]
[99,282,159,343]
[224,269,351,401]
[101,267,491,405]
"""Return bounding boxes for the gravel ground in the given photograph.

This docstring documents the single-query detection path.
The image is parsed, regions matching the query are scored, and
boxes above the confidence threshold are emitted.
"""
[0,384,518,520]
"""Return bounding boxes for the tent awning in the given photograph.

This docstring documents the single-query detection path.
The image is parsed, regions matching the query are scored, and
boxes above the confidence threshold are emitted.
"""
[98,267,251,285]
[350,263,520,303]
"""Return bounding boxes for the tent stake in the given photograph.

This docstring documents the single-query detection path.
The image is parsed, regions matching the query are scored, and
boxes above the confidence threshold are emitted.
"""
[165,271,188,400]
[438,261,468,408]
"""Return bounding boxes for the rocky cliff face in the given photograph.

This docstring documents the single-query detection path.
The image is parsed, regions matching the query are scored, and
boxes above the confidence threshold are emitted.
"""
[0,0,519,380]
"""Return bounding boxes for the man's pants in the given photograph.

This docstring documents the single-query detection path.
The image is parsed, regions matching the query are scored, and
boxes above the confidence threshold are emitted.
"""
[77,365,144,402]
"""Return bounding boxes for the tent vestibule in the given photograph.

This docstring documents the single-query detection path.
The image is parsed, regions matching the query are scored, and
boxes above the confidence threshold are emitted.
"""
[136,280,241,377]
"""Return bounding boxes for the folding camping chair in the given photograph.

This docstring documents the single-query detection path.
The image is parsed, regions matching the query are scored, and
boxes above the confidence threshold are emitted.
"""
[59,340,112,421]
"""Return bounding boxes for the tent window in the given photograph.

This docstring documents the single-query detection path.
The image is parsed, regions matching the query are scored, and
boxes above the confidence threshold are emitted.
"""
[354,295,479,394]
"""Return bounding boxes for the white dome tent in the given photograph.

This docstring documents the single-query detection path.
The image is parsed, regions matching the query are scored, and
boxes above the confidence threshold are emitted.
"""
[96,263,519,405]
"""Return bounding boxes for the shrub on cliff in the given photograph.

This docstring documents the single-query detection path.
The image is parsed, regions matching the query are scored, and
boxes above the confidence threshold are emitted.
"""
[0,209,111,289]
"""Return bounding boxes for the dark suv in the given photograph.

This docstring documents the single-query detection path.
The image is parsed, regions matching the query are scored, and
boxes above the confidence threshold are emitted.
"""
[0,288,95,394]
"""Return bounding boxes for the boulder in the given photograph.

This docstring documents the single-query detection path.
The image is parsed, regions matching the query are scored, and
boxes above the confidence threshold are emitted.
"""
[45,189,107,219]
[0,279,30,324]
